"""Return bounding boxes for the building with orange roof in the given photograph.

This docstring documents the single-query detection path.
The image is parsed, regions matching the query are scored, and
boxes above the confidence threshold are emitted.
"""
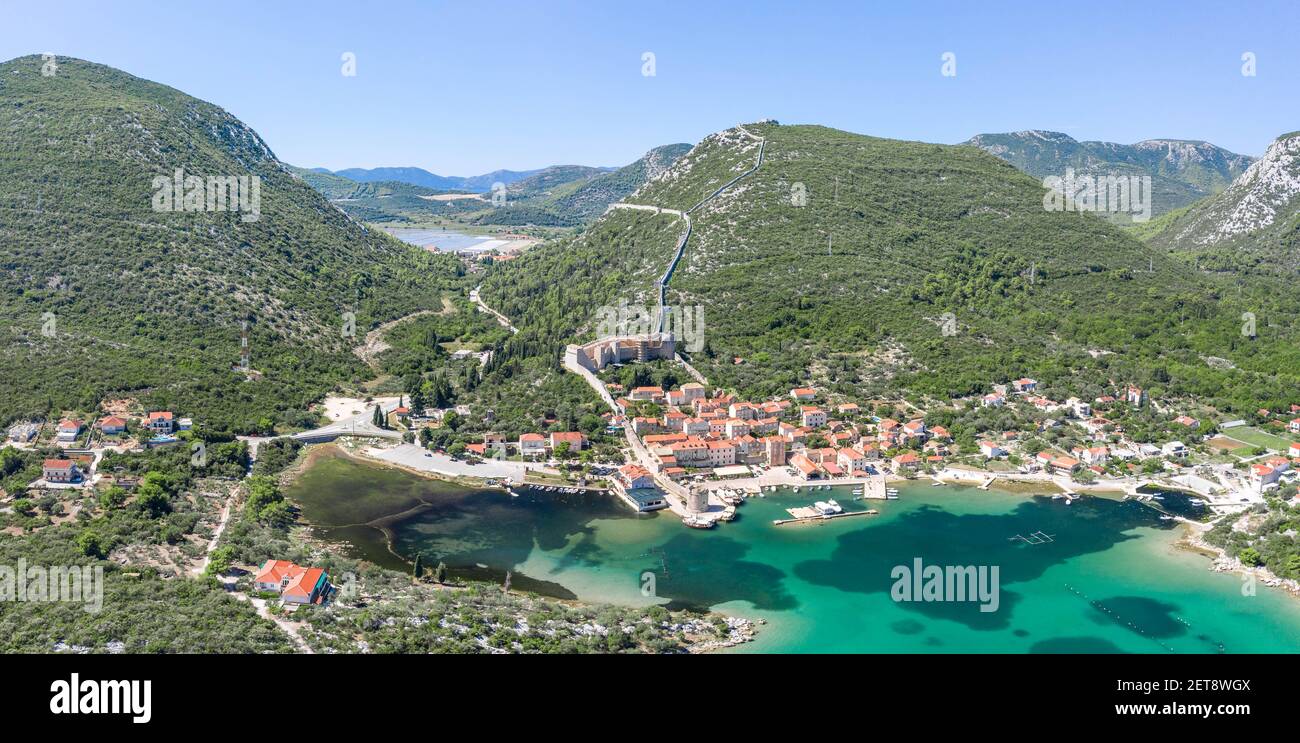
[518,432,546,457]
[550,431,587,451]
[790,452,821,479]
[253,560,331,605]
[144,410,175,434]
[42,458,81,484]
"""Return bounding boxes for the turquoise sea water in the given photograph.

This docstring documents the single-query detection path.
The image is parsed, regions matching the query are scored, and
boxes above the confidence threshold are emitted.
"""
[286,451,1300,653]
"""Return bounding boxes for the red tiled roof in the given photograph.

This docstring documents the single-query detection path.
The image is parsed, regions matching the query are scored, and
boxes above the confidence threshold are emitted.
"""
[281,567,326,600]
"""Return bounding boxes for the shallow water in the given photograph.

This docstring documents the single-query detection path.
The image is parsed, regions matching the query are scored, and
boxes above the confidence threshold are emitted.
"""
[285,451,1300,653]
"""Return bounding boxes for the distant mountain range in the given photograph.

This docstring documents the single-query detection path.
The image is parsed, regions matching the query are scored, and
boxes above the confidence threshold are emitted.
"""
[295,144,692,227]
[1147,131,1300,272]
[316,164,614,194]
[964,130,1254,218]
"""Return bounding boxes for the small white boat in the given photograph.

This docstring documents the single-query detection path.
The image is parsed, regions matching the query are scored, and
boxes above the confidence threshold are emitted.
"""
[793,486,801,493]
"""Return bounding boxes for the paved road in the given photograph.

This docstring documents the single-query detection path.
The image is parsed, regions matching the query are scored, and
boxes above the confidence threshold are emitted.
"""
[364,442,548,480]
[470,284,518,334]
[291,401,405,443]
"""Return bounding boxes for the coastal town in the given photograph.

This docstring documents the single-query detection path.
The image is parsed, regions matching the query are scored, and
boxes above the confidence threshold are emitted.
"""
[19,323,1296,541]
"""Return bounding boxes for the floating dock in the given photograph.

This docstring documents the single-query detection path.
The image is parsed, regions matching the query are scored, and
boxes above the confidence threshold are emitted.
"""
[772,509,878,526]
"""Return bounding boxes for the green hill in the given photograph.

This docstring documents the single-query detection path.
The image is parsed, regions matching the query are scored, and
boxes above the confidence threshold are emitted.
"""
[0,56,463,432]
[480,123,1300,414]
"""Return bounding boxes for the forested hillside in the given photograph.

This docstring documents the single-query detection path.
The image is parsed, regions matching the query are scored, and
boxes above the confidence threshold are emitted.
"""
[480,123,1300,415]
[0,56,464,432]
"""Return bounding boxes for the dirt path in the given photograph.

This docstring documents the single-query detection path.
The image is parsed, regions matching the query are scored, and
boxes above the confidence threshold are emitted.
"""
[192,489,237,576]
[353,309,437,367]
[227,588,314,653]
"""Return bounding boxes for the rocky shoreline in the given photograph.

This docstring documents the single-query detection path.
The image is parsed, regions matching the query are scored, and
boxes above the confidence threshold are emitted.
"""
[1177,522,1300,599]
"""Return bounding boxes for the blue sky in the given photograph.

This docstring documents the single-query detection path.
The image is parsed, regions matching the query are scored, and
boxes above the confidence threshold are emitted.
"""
[4,0,1298,174]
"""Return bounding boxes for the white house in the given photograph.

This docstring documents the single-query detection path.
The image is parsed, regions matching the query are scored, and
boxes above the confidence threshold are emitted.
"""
[144,411,175,434]
[836,448,868,473]
[800,407,827,428]
[978,441,1006,458]
[518,433,546,458]
[56,419,82,442]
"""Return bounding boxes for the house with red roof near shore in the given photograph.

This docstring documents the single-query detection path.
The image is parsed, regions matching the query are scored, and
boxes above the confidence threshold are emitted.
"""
[99,416,128,434]
[518,433,546,457]
[1249,458,1290,492]
[550,431,587,451]
[790,452,821,479]
[1072,445,1109,465]
[253,560,332,605]
[892,452,920,470]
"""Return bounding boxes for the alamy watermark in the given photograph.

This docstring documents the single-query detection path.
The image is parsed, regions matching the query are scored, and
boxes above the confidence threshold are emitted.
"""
[151,169,261,223]
[50,674,151,724]
[890,557,1000,613]
[594,299,705,352]
[1042,168,1152,223]
[0,560,103,613]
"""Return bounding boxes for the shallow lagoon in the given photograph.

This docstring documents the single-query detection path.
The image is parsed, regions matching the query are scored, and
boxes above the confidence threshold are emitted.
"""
[286,450,1300,653]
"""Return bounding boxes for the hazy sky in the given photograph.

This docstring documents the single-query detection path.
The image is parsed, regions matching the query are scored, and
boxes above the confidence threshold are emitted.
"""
[4,0,1297,174]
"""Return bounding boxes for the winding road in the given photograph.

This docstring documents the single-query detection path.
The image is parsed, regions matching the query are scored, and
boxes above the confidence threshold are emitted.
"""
[470,284,518,334]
